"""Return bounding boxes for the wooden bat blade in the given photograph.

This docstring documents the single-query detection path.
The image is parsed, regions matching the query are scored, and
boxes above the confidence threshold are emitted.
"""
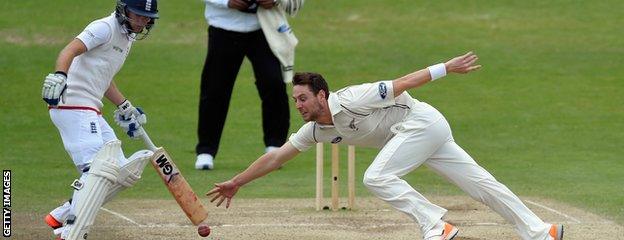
[150,148,208,225]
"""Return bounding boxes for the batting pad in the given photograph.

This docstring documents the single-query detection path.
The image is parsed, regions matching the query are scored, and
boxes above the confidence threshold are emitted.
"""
[65,140,120,240]
[103,149,153,203]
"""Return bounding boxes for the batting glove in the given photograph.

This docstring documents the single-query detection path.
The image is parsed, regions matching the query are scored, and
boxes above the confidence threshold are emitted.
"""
[116,100,147,124]
[113,108,146,139]
[42,72,67,106]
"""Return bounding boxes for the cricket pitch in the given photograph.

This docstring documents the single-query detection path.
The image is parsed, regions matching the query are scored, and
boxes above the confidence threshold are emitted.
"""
[14,196,624,239]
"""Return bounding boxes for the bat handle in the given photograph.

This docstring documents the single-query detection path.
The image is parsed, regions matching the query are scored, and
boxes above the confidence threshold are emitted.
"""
[139,127,158,151]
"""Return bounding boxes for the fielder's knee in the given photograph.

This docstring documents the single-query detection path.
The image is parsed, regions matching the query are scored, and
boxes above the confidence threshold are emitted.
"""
[363,172,393,189]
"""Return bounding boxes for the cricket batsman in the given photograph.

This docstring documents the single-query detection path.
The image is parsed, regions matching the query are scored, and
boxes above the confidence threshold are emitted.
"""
[207,52,564,240]
[41,0,158,239]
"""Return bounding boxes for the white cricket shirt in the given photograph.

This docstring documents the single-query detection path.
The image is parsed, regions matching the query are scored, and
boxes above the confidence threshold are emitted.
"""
[289,81,426,151]
[59,13,133,110]
[204,0,261,32]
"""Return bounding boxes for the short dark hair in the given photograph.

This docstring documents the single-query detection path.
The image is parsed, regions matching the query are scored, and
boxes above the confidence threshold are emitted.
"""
[293,72,330,97]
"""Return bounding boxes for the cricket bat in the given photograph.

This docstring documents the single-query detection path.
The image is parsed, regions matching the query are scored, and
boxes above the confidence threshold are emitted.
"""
[139,128,209,226]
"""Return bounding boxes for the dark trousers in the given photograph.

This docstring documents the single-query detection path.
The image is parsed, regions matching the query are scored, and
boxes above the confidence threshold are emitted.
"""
[196,26,290,157]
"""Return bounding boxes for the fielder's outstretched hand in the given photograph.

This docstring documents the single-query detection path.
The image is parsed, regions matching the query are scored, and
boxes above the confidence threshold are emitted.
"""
[445,51,481,74]
[206,180,240,208]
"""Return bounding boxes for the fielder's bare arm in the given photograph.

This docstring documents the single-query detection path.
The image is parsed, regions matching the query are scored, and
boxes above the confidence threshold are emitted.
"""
[207,52,564,240]
[41,1,159,239]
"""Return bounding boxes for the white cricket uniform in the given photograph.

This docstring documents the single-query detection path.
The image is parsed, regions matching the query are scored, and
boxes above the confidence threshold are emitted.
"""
[50,13,134,170]
[47,14,135,233]
[289,81,552,240]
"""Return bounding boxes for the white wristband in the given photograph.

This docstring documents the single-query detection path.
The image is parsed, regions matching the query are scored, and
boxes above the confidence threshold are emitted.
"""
[117,99,132,110]
[427,63,447,81]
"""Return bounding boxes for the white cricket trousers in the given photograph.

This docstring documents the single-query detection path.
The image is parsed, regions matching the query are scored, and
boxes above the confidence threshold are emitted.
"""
[49,108,127,170]
[362,103,551,240]
[48,108,128,228]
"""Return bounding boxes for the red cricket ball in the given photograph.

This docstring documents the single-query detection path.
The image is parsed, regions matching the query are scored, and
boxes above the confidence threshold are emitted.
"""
[197,223,211,237]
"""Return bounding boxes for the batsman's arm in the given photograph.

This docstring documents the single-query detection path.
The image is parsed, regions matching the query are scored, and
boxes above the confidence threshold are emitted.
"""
[392,51,481,97]
[207,142,300,208]
[104,81,127,106]
[55,39,87,73]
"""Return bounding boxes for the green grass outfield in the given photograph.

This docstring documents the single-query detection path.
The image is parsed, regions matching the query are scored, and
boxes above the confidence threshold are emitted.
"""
[2,0,623,225]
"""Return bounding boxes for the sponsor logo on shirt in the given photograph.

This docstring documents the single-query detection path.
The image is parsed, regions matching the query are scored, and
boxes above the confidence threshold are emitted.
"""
[113,46,124,53]
[331,136,342,144]
[85,30,96,38]
[378,82,387,99]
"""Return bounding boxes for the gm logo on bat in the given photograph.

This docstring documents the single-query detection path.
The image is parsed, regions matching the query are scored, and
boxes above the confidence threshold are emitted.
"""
[155,154,180,183]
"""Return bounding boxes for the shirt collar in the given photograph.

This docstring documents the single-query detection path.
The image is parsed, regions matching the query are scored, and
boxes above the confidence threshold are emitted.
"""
[315,92,343,129]
[317,123,334,129]
[327,92,342,116]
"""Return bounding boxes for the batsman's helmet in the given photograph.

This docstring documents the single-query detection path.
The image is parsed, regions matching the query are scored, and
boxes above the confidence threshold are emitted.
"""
[115,0,159,40]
